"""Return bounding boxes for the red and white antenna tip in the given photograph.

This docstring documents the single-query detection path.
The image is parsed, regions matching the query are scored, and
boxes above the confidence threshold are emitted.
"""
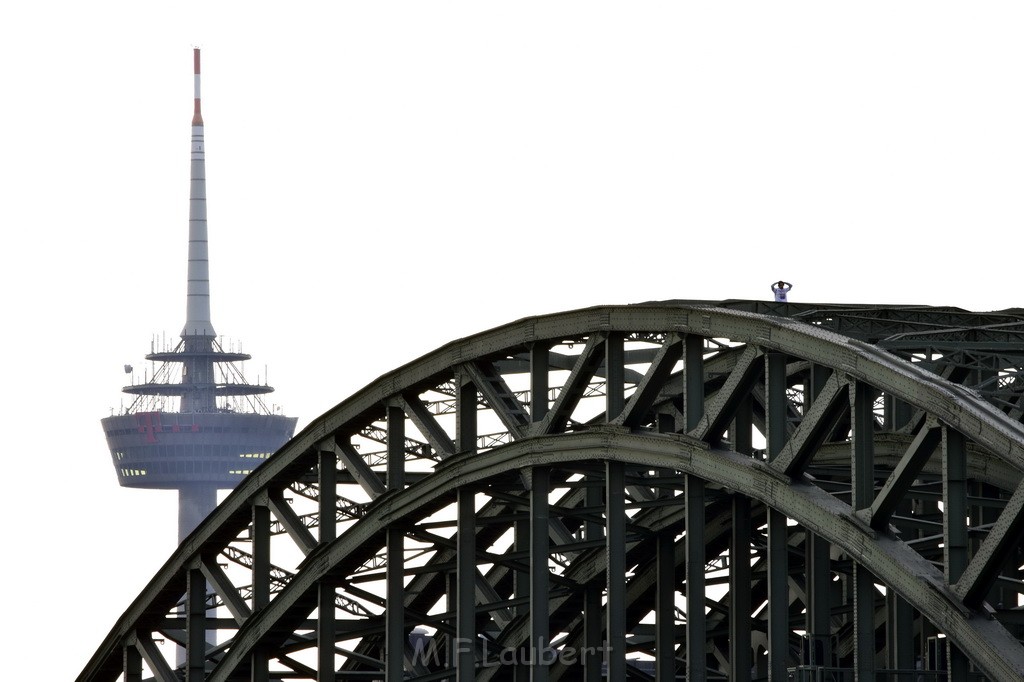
[192,48,203,126]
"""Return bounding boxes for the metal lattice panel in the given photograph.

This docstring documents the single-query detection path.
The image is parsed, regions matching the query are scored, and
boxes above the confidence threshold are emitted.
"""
[80,302,1024,681]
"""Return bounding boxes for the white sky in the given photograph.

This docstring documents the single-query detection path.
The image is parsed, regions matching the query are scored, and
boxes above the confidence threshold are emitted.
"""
[2,2,1023,678]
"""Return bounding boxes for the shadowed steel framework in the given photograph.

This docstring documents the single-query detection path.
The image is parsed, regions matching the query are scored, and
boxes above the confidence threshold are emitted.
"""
[82,301,1024,680]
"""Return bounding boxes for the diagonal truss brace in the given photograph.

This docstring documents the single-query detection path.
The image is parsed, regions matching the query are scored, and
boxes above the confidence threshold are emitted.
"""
[332,438,386,500]
[770,371,850,478]
[613,333,684,429]
[865,418,942,530]
[531,334,607,437]
[400,392,456,458]
[954,478,1024,608]
[689,344,764,444]
[462,361,532,440]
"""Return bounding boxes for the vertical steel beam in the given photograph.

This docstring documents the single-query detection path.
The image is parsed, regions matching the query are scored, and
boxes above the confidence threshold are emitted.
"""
[887,592,915,672]
[606,461,626,681]
[584,473,605,682]
[808,363,829,403]
[186,566,206,682]
[685,335,704,431]
[656,408,678,681]
[530,342,550,423]
[686,475,707,682]
[123,643,142,682]
[766,508,788,682]
[943,427,969,584]
[730,495,752,682]
[387,403,405,491]
[531,467,551,682]
[251,500,271,682]
[765,353,788,463]
[319,449,337,544]
[883,391,913,432]
[457,376,477,454]
[515,516,531,682]
[318,450,338,682]
[851,381,876,679]
[943,426,970,678]
[765,353,788,681]
[732,395,753,456]
[252,503,271,611]
[606,332,625,421]
[803,368,831,668]
[457,489,476,681]
[386,527,406,682]
[656,530,677,682]
[387,404,408,682]
[445,571,458,677]
[318,582,336,682]
[583,584,603,682]
[851,381,875,511]
[806,533,832,667]
[852,564,876,680]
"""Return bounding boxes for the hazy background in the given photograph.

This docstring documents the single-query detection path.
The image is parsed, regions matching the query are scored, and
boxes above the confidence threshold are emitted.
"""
[1,3,1022,678]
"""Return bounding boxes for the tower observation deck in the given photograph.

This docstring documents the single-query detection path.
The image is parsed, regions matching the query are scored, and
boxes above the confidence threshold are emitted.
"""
[101,49,297,543]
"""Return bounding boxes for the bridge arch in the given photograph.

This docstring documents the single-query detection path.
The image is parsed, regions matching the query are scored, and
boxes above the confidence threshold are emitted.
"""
[81,303,1024,681]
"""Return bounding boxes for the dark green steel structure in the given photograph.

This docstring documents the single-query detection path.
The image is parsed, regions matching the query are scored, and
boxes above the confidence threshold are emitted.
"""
[80,301,1024,681]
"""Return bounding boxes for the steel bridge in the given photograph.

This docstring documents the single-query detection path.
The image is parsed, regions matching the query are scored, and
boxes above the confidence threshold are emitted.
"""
[80,301,1024,681]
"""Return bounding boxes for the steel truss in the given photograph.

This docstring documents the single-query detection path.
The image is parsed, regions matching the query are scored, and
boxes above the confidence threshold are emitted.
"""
[80,302,1024,681]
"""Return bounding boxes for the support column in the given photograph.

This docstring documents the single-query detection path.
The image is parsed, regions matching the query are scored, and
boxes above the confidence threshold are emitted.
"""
[318,449,337,682]
[887,592,915,673]
[851,381,876,680]
[530,467,551,682]
[584,473,604,682]
[606,332,625,421]
[805,364,832,669]
[944,427,970,678]
[251,500,271,682]
[655,408,679,681]
[655,530,677,682]
[531,343,550,423]
[318,582,336,682]
[685,335,704,431]
[385,402,408,679]
[606,461,626,680]
[686,475,706,682]
[387,403,405,490]
[386,527,406,682]
[456,489,476,681]
[730,495,752,682]
[685,335,707,679]
[806,533,832,667]
[185,566,206,682]
[765,353,789,681]
[123,643,143,682]
[732,395,753,457]
[319,449,337,543]
[765,353,788,461]
[514,515,531,682]
[766,508,788,682]
[457,375,477,454]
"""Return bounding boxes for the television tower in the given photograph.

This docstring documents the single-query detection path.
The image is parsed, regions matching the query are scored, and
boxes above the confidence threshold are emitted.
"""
[101,49,297,543]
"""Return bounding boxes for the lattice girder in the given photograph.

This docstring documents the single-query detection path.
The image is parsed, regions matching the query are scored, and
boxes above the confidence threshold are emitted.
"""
[80,303,1024,682]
